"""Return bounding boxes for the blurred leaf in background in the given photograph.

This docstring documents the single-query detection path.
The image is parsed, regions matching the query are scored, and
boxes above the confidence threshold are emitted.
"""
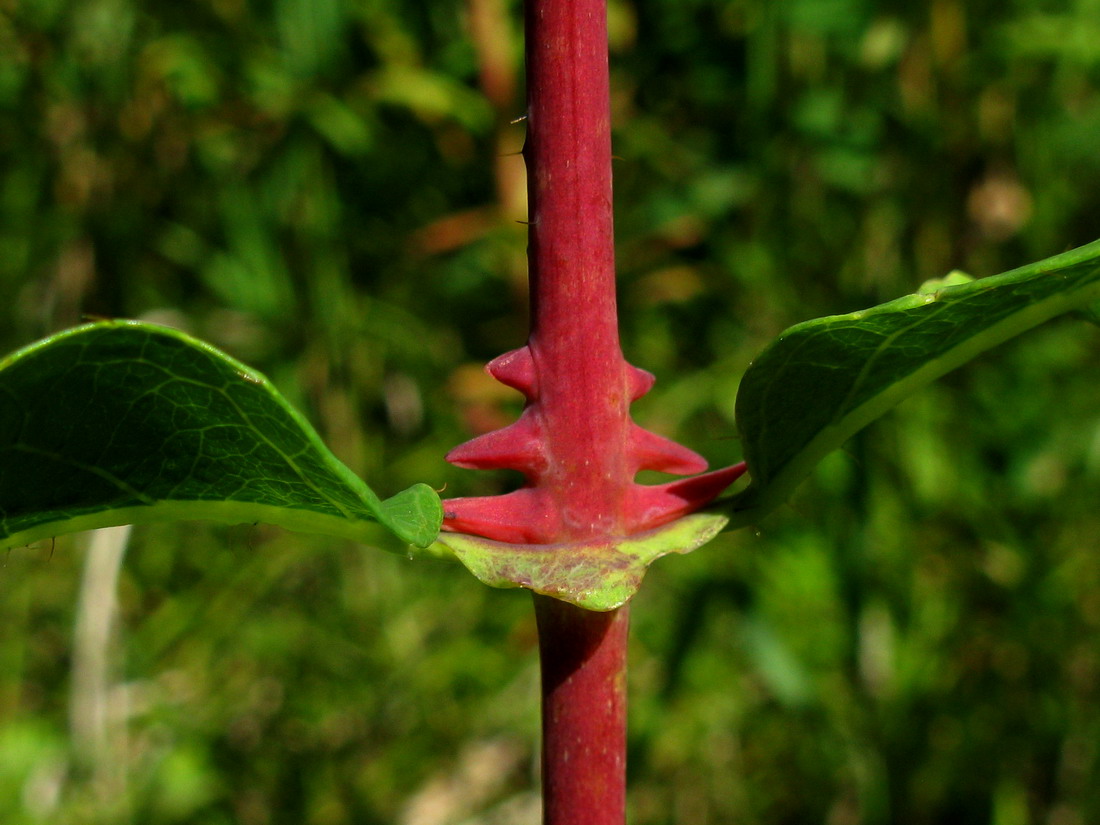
[3,0,1100,822]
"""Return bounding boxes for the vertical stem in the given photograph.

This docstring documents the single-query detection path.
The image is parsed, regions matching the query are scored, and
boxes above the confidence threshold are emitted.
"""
[535,595,628,825]
[524,0,630,543]
[523,2,629,820]
[446,0,741,819]
[443,0,740,545]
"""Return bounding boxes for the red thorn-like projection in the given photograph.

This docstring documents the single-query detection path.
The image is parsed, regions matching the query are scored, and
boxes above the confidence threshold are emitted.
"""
[444,342,746,545]
[487,347,538,396]
[463,2,742,821]
[445,409,546,476]
[443,0,743,548]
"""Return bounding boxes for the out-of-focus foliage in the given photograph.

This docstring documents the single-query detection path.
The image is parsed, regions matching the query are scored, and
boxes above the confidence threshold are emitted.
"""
[2,0,1100,822]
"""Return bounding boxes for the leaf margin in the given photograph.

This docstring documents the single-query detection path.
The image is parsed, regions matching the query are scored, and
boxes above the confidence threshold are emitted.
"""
[726,238,1100,527]
[0,320,442,550]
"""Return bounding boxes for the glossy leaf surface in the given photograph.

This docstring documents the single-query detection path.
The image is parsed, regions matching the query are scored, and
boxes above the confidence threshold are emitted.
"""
[0,322,441,549]
[728,238,1100,525]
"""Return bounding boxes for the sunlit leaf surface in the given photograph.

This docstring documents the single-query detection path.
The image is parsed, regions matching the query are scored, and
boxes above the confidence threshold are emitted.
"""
[0,322,441,549]
[729,238,1100,524]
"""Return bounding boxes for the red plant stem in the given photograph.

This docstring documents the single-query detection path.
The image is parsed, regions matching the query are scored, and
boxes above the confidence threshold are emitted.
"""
[442,0,741,545]
[535,594,629,825]
[443,0,745,820]
[525,2,628,822]
[523,0,625,543]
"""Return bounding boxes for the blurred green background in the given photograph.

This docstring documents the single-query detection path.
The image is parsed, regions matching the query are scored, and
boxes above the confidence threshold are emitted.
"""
[3,0,1100,822]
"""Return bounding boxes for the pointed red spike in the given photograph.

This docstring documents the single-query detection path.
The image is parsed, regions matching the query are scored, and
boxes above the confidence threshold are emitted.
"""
[445,410,547,475]
[447,349,740,543]
[487,346,538,398]
[629,424,709,475]
[442,488,557,544]
[627,365,656,401]
[624,462,748,533]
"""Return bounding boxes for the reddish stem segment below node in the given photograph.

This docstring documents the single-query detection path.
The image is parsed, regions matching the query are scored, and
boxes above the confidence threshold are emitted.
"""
[443,0,742,546]
[535,595,628,825]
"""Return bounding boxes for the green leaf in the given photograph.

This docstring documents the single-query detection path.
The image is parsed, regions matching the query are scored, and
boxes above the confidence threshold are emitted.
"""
[1074,297,1100,328]
[728,238,1100,525]
[432,512,729,611]
[0,321,441,549]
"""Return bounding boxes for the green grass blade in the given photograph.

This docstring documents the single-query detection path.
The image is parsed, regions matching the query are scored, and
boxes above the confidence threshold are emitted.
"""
[0,321,441,549]
[728,238,1100,525]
